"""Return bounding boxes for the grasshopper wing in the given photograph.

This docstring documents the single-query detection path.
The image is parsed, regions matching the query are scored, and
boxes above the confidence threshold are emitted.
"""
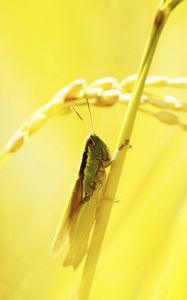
[63,173,106,269]
[51,176,84,256]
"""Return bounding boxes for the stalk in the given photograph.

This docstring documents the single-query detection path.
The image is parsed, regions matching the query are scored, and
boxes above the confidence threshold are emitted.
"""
[78,1,184,299]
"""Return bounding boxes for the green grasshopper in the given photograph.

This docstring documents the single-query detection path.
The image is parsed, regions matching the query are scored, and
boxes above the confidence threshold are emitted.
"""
[51,130,111,269]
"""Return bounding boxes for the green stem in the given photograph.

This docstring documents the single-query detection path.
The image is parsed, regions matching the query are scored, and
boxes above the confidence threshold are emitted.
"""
[78,0,184,299]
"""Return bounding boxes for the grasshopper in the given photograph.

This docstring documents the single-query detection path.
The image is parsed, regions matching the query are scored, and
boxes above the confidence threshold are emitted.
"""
[51,111,111,269]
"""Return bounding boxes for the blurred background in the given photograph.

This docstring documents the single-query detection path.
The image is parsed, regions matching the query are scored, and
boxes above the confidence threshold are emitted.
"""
[0,0,187,299]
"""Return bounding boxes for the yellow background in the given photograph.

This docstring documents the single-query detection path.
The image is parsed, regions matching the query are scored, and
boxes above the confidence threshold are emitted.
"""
[0,0,187,299]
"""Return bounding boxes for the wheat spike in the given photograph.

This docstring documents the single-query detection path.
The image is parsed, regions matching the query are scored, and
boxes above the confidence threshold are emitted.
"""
[0,75,186,163]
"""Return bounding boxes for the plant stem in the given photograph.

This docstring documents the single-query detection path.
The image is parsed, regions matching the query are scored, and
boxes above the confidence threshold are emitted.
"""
[78,1,184,299]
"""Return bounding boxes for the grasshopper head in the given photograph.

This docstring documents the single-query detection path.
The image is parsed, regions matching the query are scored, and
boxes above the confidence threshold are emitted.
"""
[88,134,111,168]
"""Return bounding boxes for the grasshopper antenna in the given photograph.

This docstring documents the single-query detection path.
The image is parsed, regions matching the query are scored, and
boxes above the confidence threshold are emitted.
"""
[71,106,83,122]
[71,106,92,134]
[71,99,95,135]
[86,97,95,134]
